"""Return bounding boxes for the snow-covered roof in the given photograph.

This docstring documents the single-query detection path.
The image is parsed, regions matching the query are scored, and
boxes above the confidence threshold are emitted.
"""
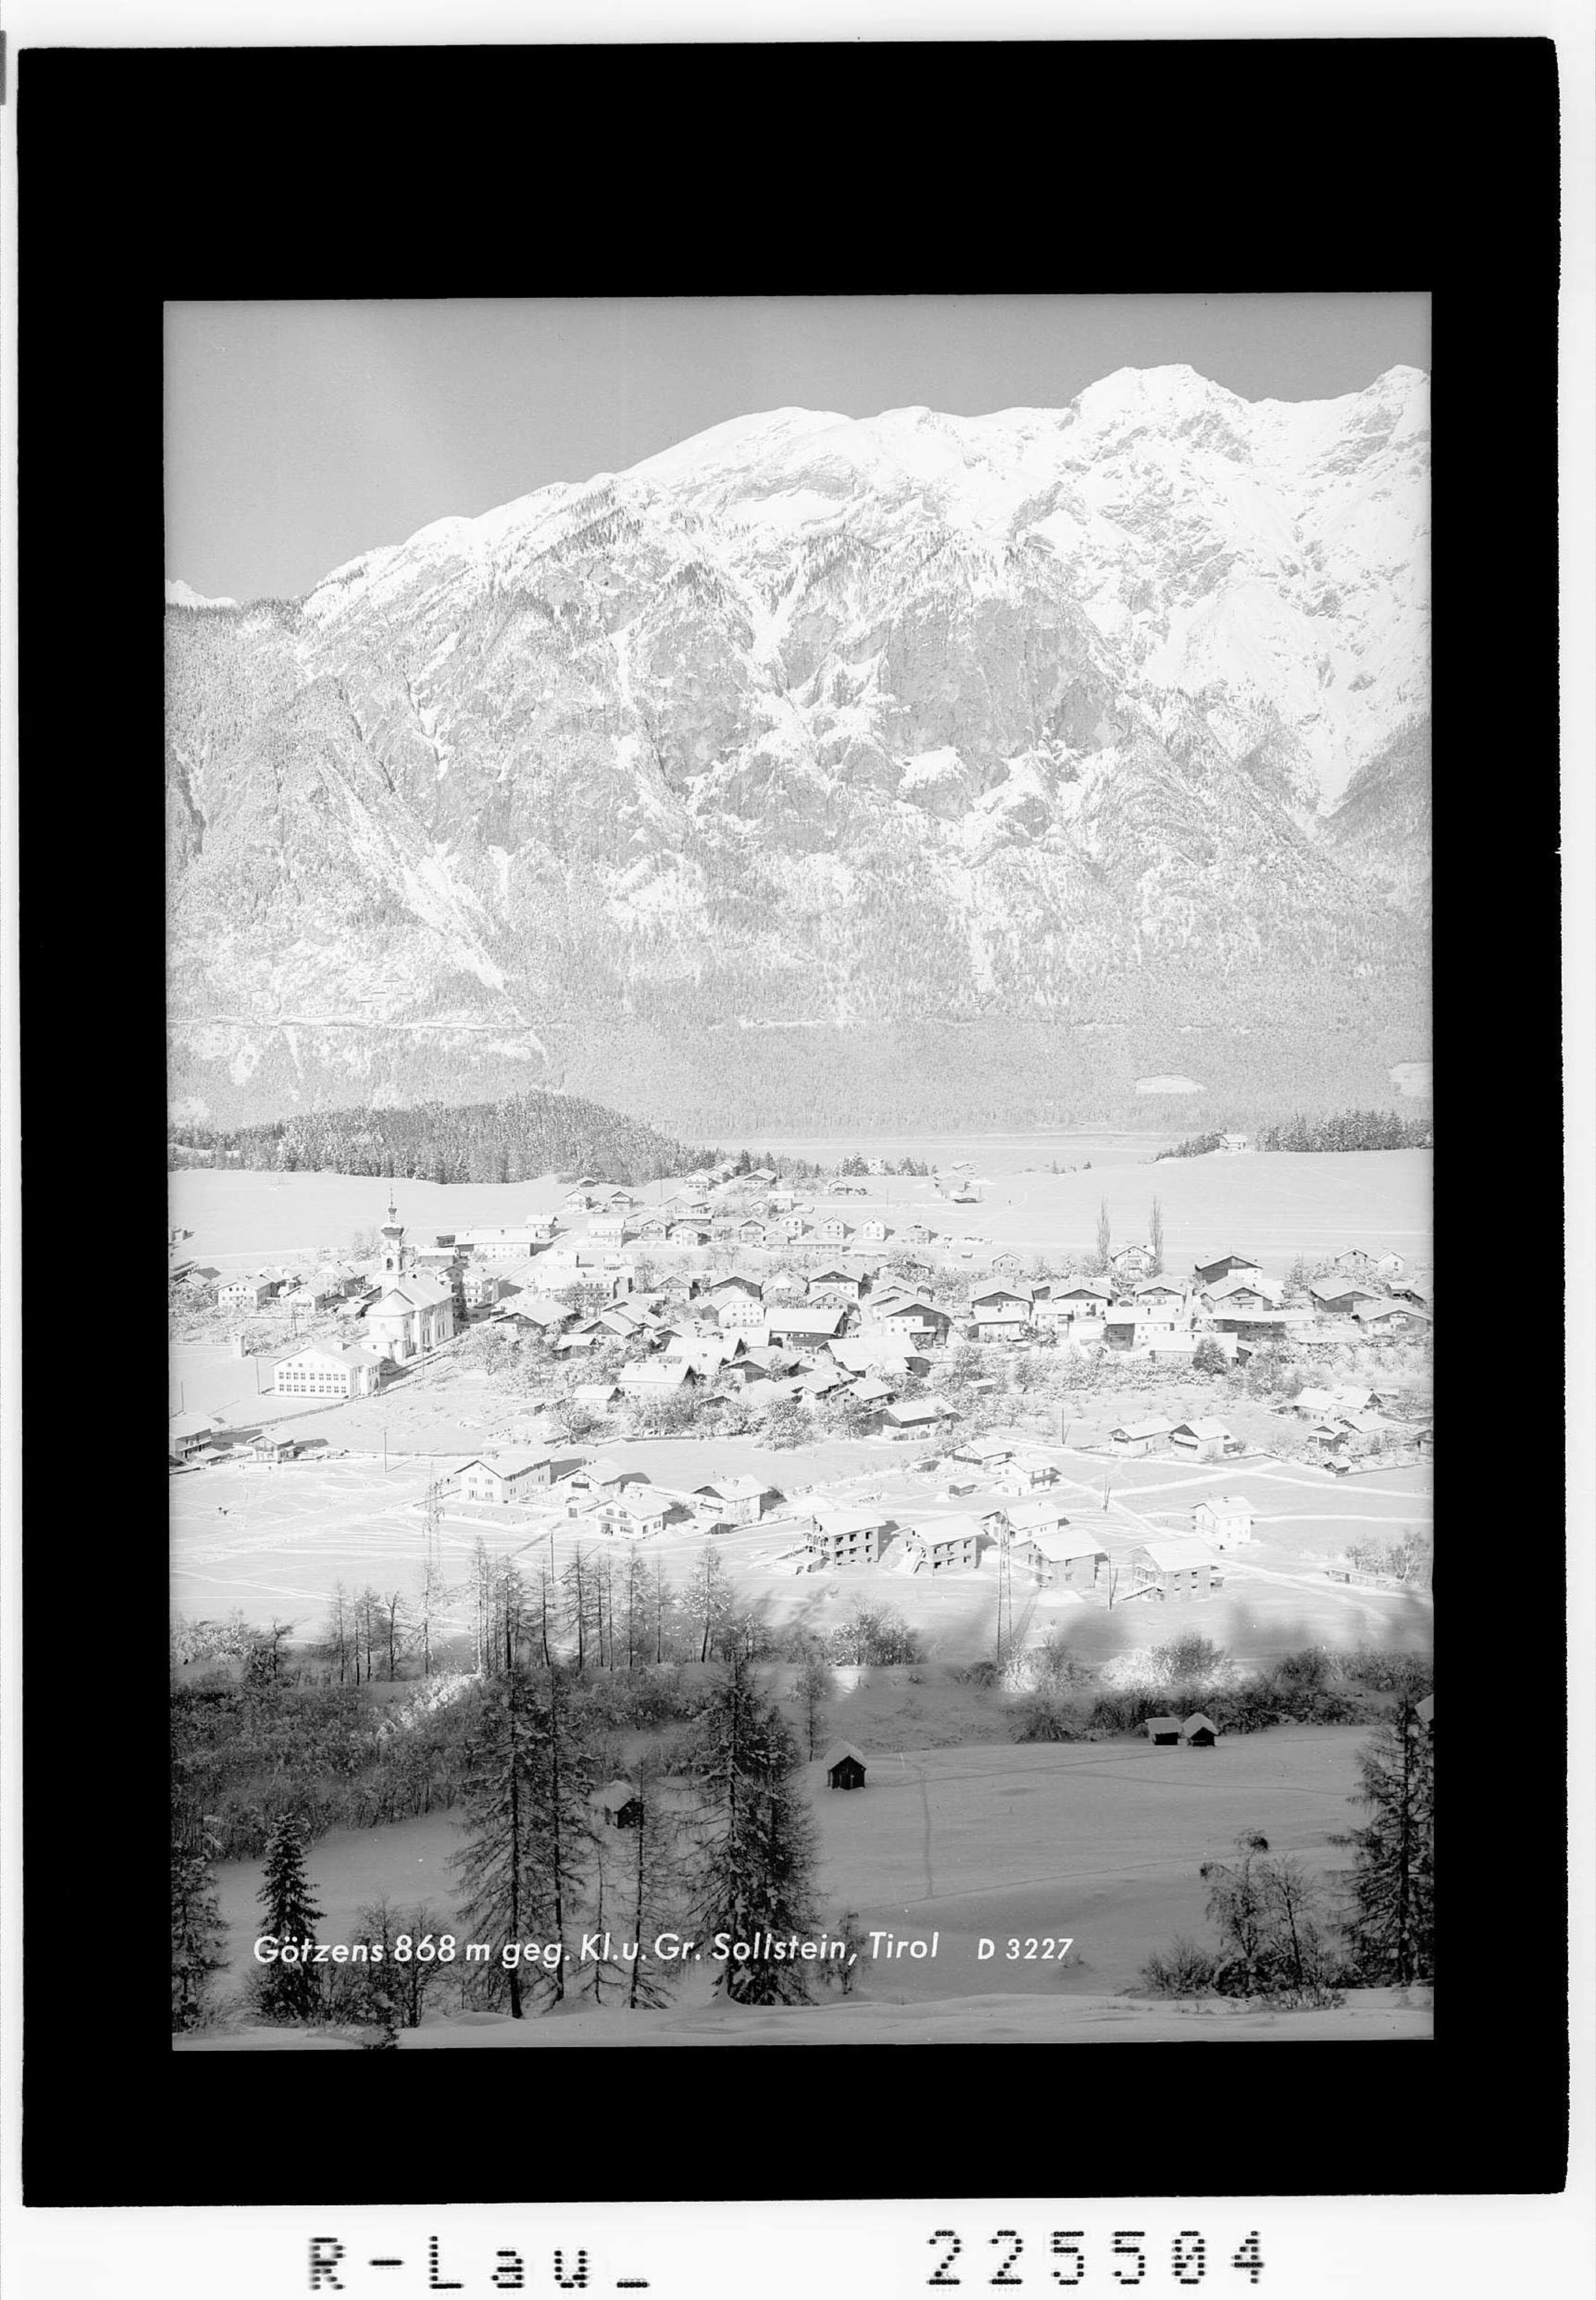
[1136,1538,1218,1571]
[1173,1418,1231,1441]
[912,1514,986,1547]
[1182,1713,1220,1736]
[813,1506,891,1538]
[820,1742,867,1771]
[1029,1529,1108,1561]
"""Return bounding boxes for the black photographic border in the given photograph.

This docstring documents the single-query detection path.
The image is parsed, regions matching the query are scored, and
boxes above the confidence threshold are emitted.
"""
[16,34,1565,2208]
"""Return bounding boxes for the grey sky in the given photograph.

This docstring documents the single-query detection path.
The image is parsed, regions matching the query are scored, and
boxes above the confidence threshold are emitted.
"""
[165,294,1431,603]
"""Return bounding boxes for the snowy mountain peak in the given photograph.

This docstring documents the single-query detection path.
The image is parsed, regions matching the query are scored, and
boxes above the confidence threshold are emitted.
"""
[167,361,1429,1131]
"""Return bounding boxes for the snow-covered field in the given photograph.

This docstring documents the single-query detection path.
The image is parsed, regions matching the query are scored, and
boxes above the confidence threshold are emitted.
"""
[186,1726,1429,2045]
[171,1435,1431,1667]
[177,1985,1431,2046]
[169,1148,1431,1275]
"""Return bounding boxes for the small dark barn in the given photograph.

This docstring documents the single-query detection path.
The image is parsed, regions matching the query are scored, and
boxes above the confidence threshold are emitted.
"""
[822,1741,868,1791]
[1144,1715,1181,1746]
[596,1779,643,1830]
[1181,1713,1219,1747]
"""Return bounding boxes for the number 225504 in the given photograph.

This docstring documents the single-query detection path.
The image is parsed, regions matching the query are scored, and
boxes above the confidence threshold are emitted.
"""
[928,2229,1266,2286]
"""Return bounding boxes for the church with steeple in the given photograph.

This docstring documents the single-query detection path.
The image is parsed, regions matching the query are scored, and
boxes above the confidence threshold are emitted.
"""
[361,1194,457,1364]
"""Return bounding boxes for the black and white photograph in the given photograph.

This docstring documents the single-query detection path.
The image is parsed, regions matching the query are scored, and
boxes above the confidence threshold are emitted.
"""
[163,292,1440,2050]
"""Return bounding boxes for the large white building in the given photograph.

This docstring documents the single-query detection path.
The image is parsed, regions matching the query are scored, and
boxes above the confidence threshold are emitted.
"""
[360,1197,458,1363]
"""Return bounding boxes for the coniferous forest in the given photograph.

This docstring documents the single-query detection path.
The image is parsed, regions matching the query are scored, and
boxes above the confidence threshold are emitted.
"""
[168,1087,719,1188]
[1156,1109,1433,1161]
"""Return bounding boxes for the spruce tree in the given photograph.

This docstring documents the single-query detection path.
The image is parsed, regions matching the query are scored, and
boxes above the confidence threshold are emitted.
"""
[1329,1701,1435,1985]
[625,1764,682,2011]
[1149,1196,1165,1275]
[171,1823,228,2031]
[252,1812,324,2023]
[451,1666,595,2016]
[687,1653,822,2006]
[1095,1199,1112,1274]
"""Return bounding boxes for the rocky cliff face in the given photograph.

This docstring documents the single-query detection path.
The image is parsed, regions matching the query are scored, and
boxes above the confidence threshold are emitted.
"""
[165,364,1430,1133]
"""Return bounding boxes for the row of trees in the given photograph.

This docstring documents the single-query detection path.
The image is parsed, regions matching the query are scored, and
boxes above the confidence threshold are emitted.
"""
[1157,1109,1432,1159]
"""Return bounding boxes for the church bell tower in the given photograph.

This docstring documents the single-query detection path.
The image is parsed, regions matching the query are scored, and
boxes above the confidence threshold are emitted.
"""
[379,1193,414,1278]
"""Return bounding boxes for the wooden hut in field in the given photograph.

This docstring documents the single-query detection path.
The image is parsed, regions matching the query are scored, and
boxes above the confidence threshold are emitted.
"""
[1181,1713,1219,1747]
[822,1742,868,1791]
[595,1780,643,1830]
[1143,1715,1181,1745]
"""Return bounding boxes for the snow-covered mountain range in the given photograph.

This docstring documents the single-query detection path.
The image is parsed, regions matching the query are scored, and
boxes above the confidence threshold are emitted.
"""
[165,364,1431,1134]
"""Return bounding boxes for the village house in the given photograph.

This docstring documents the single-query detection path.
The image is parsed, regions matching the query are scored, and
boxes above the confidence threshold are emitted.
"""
[667,1220,712,1246]
[1134,1277,1188,1313]
[462,1268,510,1311]
[869,1297,953,1347]
[587,1215,631,1248]
[1129,1537,1219,1602]
[767,1191,797,1215]
[697,1269,762,1305]
[849,1376,897,1409]
[763,1305,846,1346]
[808,1259,871,1302]
[218,1272,284,1313]
[968,1282,1034,1340]
[714,1292,769,1330]
[619,1360,701,1395]
[1170,1418,1233,1463]
[1192,1252,1263,1287]
[1193,1494,1256,1548]
[735,1218,768,1247]
[814,1216,853,1244]
[906,1515,988,1573]
[169,1410,226,1464]
[599,1490,668,1540]
[1109,1243,1156,1283]
[271,1341,385,1400]
[952,1433,1016,1471]
[1328,1248,1382,1281]
[562,1457,634,1499]
[693,1475,770,1526]
[822,1742,868,1791]
[635,1215,670,1242]
[572,1381,621,1413]
[808,1506,893,1567]
[1002,1494,1072,1543]
[251,1426,305,1464]
[993,1450,1060,1495]
[456,1219,555,1258]
[883,1397,957,1438]
[1351,1300,1433,1338]
[1307,1274,1383,1315]
[1048,1277,1115,1317]
[1110,1415,1177,1457]
[502,1298,571,1336]
[1202,1274,1281,1313]
[856,1217,889,1243]
[447,1451,555,1505]
[1015,1526,1109,1589]
[1217,1132,1251,1153]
